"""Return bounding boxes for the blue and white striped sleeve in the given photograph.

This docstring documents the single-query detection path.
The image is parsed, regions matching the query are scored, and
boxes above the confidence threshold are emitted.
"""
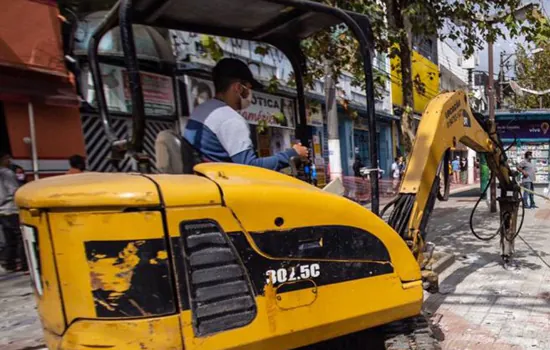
[217,116,298,171]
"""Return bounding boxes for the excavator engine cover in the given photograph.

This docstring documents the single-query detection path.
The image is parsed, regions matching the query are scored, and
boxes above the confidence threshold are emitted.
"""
[16,164,423,349]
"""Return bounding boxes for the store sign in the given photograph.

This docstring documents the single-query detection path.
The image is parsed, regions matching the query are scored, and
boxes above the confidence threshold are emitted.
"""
[84,63,175,116]
[353,116,369,131]
[307,104,324,126]
[184,76,296,128]
[497,120,550,139]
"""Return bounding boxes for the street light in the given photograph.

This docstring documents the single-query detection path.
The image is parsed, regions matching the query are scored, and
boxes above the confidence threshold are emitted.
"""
[482,2,538,213]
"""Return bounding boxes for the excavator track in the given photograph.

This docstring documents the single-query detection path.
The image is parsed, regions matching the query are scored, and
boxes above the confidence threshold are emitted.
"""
[382,314,442,350]
[302,313,441,349]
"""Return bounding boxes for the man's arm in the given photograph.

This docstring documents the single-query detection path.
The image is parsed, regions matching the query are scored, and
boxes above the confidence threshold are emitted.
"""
[218,117,299,171]
[231,148,298,171]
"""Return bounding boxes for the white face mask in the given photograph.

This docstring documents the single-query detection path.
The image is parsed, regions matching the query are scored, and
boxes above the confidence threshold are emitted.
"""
[240,85,253,110]
[16,174,25,181]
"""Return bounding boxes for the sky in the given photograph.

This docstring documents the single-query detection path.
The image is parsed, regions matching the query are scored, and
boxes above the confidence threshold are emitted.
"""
[446,0,550,78]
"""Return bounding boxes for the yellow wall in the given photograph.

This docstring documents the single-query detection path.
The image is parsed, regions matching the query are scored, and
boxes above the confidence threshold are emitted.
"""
[391,48,440,114]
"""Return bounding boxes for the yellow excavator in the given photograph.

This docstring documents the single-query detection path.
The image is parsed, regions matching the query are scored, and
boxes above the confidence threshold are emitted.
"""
[15,0,522,349]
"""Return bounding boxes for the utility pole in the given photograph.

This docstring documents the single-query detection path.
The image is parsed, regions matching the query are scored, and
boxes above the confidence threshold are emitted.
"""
[499,51,505,108]
[325,65,342,182]
[487,40,498,213]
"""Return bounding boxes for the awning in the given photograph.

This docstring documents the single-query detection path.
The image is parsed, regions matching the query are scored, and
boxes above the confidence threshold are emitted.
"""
[0,65,79,108]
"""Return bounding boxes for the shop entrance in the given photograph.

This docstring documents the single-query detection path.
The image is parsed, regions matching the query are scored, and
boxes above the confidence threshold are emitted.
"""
[0,102,10,154]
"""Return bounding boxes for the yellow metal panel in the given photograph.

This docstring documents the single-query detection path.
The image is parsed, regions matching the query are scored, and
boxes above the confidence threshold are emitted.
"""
[165,205,421,349]
[19,209,65,336]
[48,210,166,324]
[15,173,160,209]
[194,163,421,282]
[146,174,222,207]
[180,276,422,350]
[59,315,183,349]
[391,48,440,114]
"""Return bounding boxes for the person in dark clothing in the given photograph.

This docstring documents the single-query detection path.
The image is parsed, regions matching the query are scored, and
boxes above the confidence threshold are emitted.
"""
[518,151,537,209]
[353,157,364,178]
[10,164,26,187]
[67,154,86,174]
[0,151,27,272]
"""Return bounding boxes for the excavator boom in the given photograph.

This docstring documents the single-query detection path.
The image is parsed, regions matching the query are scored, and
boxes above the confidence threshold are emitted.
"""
[387,91,521,265]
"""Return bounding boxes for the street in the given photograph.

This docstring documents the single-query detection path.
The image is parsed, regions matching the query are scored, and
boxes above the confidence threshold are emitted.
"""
[1,187,549,350]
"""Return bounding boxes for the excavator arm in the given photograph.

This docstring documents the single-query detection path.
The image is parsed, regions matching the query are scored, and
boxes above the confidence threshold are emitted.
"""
[387,91,521,267]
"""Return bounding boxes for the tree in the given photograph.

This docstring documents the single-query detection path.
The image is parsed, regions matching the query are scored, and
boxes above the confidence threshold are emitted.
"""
[301,0,548,154]
[512,43,550,109]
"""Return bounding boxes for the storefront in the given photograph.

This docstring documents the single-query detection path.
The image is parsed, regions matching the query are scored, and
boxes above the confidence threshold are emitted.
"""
[351,114,396,178]
[306,102,327,186]
[0,0,83,178]
[74,12,177,172]
[497,112,550,185]
[183,75,297,162]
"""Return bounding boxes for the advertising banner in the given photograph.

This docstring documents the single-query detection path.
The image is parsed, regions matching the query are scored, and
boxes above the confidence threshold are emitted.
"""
[84,63,175,116]
[497,120,550,139]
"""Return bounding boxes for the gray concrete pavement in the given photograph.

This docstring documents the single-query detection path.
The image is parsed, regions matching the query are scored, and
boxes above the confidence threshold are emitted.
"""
[424,188,550,350]
[0,271,44,350]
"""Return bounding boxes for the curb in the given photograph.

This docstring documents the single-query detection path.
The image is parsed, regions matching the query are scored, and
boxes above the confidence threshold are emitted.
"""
[449,184,479,195]
[429,252,456,274]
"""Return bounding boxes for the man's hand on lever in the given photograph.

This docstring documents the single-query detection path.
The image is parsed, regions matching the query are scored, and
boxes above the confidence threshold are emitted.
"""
[293,143,309,158]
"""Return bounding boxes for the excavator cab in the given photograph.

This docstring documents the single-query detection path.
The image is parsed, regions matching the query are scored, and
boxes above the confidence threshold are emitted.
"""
[14,1,522,349]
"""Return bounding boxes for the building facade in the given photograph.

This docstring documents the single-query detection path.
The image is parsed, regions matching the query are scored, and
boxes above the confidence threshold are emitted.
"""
[0,0,83,178]
[72,12,177,172]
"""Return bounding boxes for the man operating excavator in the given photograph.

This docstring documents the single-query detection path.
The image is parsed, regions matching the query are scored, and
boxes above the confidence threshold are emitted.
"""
[183,58,308,171]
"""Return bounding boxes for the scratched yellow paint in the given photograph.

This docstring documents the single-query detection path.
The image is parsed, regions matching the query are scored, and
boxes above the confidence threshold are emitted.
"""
[88,241,144,310]
[179,274,421,350]
[17,166,425,349]
[192,163,421,282]
[166,205,422,350]
[18,209,66,336]
[47,210,166,324]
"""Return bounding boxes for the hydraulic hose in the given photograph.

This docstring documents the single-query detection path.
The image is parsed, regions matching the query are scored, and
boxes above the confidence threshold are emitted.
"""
[469,172,525,242]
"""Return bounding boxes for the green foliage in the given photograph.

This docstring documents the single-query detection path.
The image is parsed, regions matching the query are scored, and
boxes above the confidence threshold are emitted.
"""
[272,112,285,124]
[200,35,224,62]
[513,43,550,109]
[266,75,280,94]
[257,119,268,134]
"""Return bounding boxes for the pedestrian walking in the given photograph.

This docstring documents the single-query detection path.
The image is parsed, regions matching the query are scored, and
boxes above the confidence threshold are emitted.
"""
[353,157,364,178]
[66,155,86,174]
[460,157,468,184]
[391,156,404,193]
[518,151,537,209]
[0,151,27,272]
[451,156,461,184]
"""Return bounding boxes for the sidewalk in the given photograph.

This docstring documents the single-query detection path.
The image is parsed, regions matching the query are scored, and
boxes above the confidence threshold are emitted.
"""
[0,271,44,349]
[424,188,550,349]
[366,182,480,209]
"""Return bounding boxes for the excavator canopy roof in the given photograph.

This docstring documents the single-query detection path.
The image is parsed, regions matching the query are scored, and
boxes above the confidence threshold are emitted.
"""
[114,0,355,41]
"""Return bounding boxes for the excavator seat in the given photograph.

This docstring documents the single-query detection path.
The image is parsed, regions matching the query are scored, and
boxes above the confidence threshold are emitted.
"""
[181,136,203,174]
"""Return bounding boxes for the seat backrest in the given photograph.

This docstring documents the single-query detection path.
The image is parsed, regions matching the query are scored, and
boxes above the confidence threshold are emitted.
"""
[181,137,203,174]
